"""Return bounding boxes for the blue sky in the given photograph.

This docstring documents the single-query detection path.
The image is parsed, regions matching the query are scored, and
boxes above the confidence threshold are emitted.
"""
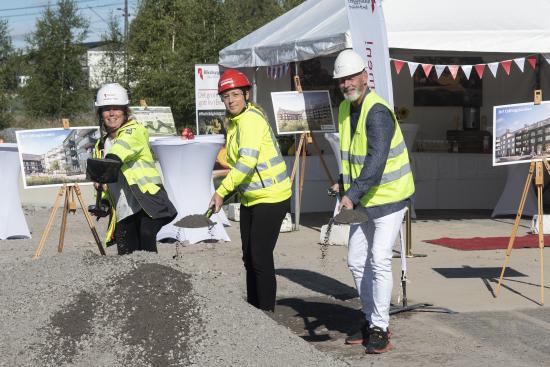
[495,102,550,137]
[1,0,137,49]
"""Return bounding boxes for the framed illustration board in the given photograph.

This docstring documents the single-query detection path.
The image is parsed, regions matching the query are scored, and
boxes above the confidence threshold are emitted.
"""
[16,127,100,188]
[493,100,550,166]
[271,90,335,135]
[130,106,177,136]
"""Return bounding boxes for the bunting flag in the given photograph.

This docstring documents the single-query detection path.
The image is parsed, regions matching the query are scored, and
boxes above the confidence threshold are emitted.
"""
[462,65,473,79]
[393,59,405,75]
[389,54,543,81]
[266,63,289,79]
[474,64,486,79]
[421,64,433,77]
[527,56,537,70]
[501,60,512,75]
[407,62,419,77]
[434,64,446,78]
[546,57,550,65]
[488,62,499,77]
[513,57,525,72]
[448,65,459,79]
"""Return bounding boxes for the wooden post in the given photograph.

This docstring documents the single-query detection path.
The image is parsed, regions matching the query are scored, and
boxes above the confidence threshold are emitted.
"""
[33,185,66,259]
[496,159,545,305]
[57,185,71,253]
[73,184,106,256]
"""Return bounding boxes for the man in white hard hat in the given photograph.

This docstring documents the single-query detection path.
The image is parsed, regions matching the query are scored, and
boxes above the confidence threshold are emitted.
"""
[331,49,415,353]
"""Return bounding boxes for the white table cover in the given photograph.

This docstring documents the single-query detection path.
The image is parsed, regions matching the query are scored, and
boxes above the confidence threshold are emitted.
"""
[0,144,31,239]
[150,135,230,244]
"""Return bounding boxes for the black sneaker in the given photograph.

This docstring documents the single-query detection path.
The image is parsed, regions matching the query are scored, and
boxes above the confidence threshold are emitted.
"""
[365,326,392,354]
[345,321,369,345]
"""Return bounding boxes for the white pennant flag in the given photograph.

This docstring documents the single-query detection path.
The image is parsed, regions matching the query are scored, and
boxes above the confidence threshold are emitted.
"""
[546,57,550,65]
[408,62,419,77]
[461,65,473,79]
[488,62,499,77]
[434,65,446,79]
[513,58,525,72]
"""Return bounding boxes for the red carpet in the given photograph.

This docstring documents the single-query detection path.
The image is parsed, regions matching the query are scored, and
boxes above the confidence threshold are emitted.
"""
[424,235,550,251]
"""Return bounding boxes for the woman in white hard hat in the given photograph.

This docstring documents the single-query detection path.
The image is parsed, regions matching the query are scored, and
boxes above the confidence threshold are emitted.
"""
[92,83,177,254]
[209,69,291,312]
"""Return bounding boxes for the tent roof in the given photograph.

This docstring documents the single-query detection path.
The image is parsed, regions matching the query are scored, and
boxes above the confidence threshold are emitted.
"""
[219,0,550,67]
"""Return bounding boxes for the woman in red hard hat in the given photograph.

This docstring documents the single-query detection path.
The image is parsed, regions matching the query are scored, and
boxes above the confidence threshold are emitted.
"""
[209,69,291,312]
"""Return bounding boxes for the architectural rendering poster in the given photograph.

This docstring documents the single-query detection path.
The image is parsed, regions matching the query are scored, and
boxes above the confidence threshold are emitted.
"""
[131,106,177,136]
[493,101,550,166]
[15,127,100,188]
[271,91,335,135]
[195,64,226,134]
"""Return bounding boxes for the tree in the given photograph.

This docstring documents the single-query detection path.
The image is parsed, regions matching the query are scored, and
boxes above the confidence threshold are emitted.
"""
[95,13,126,87]
[128,0,226,126]
[127,0,303,128]
[0,19,14,129]
[21,0,90,118]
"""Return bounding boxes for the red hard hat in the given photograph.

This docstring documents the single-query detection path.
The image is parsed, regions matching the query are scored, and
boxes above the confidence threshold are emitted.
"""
[218,69,251,94]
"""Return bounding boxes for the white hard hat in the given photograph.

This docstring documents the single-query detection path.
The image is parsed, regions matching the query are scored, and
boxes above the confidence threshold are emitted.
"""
[333,49,366,79]
[95,83,129,107]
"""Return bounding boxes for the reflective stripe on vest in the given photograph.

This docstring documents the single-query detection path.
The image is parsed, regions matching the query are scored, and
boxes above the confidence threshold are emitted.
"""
[338,92,414,207]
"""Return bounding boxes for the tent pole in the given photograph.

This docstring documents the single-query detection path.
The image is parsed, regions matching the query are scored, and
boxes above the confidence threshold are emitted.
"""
[252,67,258,103]
[293,61,301,230]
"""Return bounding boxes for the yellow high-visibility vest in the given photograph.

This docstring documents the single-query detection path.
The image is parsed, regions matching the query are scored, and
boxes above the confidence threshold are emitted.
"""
[216,103,291,206]
[338,92,414,207]
[93,119,163,245]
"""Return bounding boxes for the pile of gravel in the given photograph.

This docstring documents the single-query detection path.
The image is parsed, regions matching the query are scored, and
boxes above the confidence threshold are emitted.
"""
[0,249,347,366]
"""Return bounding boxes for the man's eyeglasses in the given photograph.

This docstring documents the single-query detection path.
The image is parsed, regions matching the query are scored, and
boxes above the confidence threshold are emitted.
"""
[220,91,244,101]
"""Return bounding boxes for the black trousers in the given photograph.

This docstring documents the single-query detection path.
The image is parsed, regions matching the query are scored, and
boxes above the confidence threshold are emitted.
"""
[115,210,173,255]
[240,198,290,311]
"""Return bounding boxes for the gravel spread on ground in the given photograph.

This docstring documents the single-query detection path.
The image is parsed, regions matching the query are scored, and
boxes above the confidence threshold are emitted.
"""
[174,214,215,229]
[333,209,369,224]
[0,246,347,367]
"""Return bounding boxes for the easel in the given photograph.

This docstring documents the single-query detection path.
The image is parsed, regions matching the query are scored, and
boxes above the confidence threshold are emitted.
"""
[289,74,335,229]
[33,119,106,259]
[496,89,545,305]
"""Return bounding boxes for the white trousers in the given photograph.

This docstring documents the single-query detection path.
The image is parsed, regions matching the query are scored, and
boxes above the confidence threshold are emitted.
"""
[347,207,406,330]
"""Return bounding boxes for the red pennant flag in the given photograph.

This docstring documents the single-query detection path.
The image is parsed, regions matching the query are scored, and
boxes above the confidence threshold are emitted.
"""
[474,64,486,79]
[421,64,433,77]
[527,56,537,70]
[448,65,459,79]
[501,60,512,75]
[393,59,405,75]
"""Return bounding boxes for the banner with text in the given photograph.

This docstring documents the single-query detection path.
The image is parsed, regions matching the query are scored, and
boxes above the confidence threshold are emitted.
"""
[195,64,226,134]
[345,0,394,107]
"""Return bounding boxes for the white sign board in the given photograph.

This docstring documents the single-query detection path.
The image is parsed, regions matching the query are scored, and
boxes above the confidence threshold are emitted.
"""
[131,106,177,136]
[195,64,226,134]
[16,127,100,188]
[493,101,550,166]
[271,91,335,135]
[346,0,394,107]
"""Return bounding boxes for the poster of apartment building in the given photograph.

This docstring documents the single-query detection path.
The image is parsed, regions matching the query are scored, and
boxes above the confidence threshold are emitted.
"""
[131,106,177,137]
[493,101,550,166]
[15,127,100,188]
[271,91,335,135]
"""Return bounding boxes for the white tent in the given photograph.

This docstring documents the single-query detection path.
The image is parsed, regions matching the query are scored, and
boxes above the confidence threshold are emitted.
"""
[219,0,550,67]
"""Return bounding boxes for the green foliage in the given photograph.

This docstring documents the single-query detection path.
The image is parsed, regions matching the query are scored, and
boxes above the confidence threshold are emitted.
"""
[21,0,91,119]
[96,13,126,87]
[0,19,14,129]
[127,0,306,128]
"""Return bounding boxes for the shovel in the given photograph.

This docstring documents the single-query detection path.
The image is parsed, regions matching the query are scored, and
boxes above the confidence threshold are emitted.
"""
[174,191,237,229]
[86,158,122,219]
